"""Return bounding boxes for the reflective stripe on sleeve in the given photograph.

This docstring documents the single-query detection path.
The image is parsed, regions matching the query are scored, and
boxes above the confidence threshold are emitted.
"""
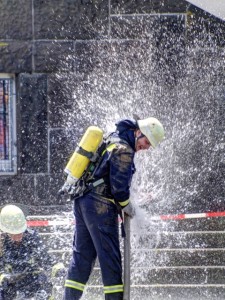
[118,199,129,207]
[65,279,85,292]
[103,284,124,294]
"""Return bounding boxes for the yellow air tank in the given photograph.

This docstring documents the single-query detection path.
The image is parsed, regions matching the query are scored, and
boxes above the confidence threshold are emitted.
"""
[64,126,103,183]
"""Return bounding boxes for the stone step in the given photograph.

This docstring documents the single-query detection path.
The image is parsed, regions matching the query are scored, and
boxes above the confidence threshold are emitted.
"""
[50,267,225,299]
[130,249,225,267]
[39,231,225,250]
[48,248,225,268]
[40,232,73,249]
[131,267,225,285]
[30,223,74,233]
[132,231,225,249]
[129,285,225,300]
[153,217,225,232]
[64,266,225,285]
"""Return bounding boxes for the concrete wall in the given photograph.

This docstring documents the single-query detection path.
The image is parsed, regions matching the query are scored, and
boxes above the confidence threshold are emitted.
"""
[0,0,224,213]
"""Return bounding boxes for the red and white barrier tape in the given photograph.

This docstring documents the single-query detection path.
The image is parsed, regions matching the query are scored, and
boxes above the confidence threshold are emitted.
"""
[150,211,225,221]
[27,220,74,227]
[26,211,225,227]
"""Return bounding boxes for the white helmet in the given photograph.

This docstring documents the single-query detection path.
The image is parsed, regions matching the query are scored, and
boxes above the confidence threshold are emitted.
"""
[137,117,165,148]
[0,205,27,234]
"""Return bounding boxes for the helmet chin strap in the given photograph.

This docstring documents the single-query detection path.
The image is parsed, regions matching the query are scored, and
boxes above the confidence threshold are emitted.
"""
[135,132,146,149]
[135,133,145,142]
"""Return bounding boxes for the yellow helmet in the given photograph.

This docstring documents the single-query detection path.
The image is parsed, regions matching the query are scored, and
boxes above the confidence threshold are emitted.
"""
[137,117,165,148]
[0,205,27,234]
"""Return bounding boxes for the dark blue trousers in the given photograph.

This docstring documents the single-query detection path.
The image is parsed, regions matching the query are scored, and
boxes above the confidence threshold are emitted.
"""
[64,193,123,300]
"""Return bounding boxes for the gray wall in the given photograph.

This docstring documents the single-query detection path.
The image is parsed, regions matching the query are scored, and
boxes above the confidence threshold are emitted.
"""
[0,0,224,214]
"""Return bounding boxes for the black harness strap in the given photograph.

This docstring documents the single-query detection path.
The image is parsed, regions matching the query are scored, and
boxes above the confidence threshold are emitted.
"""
[76,146,94,160]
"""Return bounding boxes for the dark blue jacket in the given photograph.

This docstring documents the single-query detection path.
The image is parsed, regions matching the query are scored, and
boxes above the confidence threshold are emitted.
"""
[0,229,55,275]
[93,119,137,207]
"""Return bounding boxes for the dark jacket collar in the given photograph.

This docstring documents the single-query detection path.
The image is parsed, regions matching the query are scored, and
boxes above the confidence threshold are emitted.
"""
[113,119,138,151]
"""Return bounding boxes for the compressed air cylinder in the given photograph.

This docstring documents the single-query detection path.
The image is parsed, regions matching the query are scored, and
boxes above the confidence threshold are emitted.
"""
[64,126,103,182]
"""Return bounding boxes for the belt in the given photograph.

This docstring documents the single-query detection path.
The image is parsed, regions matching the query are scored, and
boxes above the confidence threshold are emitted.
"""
[92,182,113,199]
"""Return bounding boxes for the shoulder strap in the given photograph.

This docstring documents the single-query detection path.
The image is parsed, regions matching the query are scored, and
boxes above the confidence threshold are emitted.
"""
[106,135,130,147]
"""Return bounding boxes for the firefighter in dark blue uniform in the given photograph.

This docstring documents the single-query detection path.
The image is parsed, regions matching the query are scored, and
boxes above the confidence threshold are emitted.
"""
[64,117,165,300]
[0,205,65,300]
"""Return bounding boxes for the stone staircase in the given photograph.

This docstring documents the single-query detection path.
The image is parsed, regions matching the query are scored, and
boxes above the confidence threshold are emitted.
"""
[128,217,225,300]
[28,213,225,300]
